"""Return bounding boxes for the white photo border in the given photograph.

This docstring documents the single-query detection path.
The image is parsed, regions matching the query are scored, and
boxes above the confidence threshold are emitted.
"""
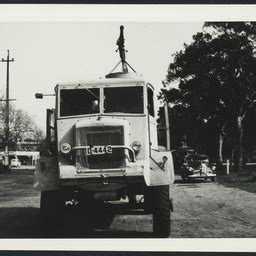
[0,4,255,252]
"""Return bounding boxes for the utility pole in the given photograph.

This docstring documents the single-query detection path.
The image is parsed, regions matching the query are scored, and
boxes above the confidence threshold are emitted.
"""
[164,102,170,151]
[1,50,14,166]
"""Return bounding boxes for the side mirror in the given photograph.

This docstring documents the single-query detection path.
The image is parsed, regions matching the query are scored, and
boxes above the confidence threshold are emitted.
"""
[35,93,43,99]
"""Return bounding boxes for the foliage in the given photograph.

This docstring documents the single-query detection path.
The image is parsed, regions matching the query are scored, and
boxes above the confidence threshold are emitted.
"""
[159,22,256,171]
[0,102,45,149]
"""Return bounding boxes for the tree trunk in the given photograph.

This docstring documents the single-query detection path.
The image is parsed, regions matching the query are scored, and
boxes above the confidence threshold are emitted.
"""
[237,116,244,173]
[218,132,224,164]
[230,146,235,171]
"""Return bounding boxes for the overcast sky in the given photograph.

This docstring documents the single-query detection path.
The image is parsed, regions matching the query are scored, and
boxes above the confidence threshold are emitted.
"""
[0,22,203,131]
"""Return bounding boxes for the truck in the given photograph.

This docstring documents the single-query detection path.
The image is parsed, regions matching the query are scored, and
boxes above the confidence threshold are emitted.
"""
[34,26,175,238]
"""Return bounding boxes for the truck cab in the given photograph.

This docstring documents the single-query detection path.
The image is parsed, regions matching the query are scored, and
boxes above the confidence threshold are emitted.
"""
[56,76,157,184]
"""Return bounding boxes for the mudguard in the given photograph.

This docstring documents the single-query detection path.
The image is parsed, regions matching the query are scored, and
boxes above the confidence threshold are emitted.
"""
[145,150,175,186]
[34,156,60,191]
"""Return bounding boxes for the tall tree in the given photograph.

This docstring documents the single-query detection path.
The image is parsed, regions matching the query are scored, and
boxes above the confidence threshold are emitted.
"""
[1,102,45,149]
[159,22,256,172]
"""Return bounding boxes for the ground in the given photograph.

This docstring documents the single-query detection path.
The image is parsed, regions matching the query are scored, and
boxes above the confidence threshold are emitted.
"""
[0,167,256,238]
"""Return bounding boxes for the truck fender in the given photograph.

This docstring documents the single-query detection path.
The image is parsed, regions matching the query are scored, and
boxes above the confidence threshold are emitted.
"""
[34,156,60,191]
[145,150,175,186]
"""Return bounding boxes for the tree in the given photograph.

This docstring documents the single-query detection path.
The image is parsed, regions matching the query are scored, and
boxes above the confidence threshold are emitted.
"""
[0,102,45,150]
[31,125,45,144]
[159,22,256,172]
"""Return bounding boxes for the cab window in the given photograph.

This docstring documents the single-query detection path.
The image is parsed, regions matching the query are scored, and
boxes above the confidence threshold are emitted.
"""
[104,86,144,114]
[60,88,100,117]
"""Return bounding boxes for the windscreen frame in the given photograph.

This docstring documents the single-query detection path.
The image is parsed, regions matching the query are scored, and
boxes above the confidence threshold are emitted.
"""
[57,82,146,119]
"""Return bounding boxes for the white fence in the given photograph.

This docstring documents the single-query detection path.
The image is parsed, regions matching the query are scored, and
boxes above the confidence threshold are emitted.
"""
[222,160,256,175]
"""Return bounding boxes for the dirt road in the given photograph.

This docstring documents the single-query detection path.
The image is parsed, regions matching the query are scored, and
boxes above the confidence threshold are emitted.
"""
[0,168,256,238]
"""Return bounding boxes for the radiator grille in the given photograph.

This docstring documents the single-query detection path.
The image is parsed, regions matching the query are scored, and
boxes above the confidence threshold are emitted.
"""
[76,126,125,170]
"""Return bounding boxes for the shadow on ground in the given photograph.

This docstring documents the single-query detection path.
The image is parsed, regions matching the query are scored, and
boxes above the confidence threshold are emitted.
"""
[174,179,214,185]
[0,206,153,238]
[0,207,41,238]
[86,230,153,238]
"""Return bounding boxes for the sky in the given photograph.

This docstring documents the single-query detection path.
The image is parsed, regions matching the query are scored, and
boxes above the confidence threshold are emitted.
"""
[0,22,204,131]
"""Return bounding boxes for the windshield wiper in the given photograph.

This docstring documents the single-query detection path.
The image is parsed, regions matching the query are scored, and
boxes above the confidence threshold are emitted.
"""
[76,84,99,100]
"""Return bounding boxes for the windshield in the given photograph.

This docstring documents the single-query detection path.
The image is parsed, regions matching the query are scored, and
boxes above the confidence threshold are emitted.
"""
[60,88,100,117]
[104,86,143,114]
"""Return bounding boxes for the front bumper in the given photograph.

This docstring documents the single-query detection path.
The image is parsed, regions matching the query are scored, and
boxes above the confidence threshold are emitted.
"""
[188,172,216,178]
[61,174,145,191]
[59,163,144,180]
[59,164,145,192]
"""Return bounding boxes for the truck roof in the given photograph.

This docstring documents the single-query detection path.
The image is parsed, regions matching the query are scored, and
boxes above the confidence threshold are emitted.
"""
[56,71,153,87]
[57,78,145,87]
[56,70,156,92]
[56,79,157,94]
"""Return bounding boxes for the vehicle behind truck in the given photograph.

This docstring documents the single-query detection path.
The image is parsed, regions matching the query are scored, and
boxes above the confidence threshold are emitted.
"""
[34,26,175,238]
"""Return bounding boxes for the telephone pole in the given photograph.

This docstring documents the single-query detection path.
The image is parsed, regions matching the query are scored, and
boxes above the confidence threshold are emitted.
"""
[1,50,14,165]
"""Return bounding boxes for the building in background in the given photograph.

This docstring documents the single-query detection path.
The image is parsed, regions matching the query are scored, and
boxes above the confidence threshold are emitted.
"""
[0,138,41,166]
[0,150,39,166]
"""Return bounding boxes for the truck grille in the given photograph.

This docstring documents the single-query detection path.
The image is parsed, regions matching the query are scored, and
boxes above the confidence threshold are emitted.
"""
[76,126,125,170]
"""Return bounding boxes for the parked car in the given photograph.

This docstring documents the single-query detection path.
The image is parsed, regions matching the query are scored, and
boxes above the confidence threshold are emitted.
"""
[180,153,216,182]
[10,158,21,168]
[172,147,196,174]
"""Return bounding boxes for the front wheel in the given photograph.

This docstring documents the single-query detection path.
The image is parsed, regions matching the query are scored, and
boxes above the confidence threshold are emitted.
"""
[181,174,186,181]
[40,190,64,237]
[151,185,171,238]
[128,194,137,206]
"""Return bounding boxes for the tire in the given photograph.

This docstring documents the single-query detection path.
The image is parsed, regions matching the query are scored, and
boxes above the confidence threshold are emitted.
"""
[210,177,216,182]
[128,194,137,206]
[151,185,171,238]
[40,190,64,237]
[181,174,186,181]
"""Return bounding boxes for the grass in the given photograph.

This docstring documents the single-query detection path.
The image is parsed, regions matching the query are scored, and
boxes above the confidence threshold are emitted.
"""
[217,169,256,194]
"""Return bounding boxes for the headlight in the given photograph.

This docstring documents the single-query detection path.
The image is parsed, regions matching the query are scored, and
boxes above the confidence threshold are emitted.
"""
[131,141,141,152]
[211,166,216,171]
[61,143,71,154]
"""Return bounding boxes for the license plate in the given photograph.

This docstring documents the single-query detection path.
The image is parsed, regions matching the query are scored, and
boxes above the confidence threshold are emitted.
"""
[85,145,112,155]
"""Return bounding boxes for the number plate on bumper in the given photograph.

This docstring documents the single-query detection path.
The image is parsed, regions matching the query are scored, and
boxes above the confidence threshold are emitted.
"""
[85,145,112,155]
